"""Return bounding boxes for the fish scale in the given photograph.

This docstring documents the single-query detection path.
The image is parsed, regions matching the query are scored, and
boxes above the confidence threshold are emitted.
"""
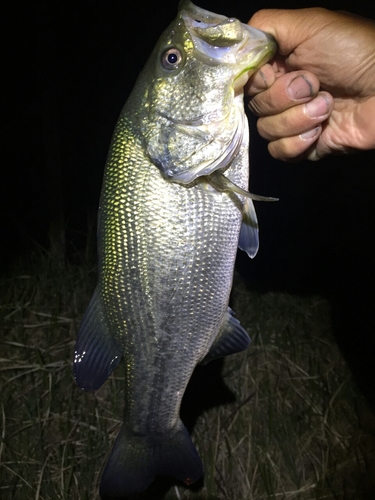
[73,1,276,497]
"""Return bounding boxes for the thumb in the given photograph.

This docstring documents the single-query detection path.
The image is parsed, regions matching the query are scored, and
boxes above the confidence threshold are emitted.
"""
[248,8,328,56]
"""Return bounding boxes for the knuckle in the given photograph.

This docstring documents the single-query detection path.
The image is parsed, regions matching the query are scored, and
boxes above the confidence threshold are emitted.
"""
[249,9,272,26]
[248,90,278,117]
[257,112,291,142]
[269,136,311,161]
[256,117,273,140]
[269,139,292,160]
[248,96,265,116]
[278,111,293,131]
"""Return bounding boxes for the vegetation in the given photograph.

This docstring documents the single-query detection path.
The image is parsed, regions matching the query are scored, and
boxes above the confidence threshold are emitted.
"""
[1,251,375,499]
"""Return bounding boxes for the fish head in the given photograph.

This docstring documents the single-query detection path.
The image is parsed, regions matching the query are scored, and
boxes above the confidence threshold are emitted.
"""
[137,1,276,184]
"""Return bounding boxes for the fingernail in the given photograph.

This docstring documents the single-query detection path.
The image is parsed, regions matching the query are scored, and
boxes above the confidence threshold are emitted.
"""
[305,95,330,118]
[287,75,313,100]
[249,70,268,92]
[300,126,320,140]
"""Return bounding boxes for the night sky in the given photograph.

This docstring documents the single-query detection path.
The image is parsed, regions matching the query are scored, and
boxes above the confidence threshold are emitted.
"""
[3,0,375,401]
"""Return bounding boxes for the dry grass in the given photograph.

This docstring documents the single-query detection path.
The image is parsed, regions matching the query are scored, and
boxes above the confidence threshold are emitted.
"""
[168,280,375,499]
[1,252,375,499]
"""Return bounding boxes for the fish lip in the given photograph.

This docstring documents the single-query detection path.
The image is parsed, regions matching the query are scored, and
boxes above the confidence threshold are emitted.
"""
[180,0,277,74]
[233,34,277,90]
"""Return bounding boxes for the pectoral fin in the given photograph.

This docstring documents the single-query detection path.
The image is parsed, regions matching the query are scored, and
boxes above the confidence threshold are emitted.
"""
[74,288,122,391]
[200,308,250,365]
[206,171,277,259]
[207,171,278,201]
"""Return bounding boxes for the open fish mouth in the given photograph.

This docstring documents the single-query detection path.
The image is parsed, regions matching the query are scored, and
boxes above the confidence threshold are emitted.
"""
[148,1,277,184]
[180,0,277,87]
[145,1,277,185]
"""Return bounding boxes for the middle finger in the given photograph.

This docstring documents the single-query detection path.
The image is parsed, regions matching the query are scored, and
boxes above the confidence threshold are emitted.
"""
[256,91,333,141]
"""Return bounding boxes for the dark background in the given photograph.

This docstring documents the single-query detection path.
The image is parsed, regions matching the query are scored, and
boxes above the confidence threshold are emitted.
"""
[3,0,375,403]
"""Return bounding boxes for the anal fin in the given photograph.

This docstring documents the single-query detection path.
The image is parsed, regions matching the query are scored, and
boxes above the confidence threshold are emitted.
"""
[200,308,250,366]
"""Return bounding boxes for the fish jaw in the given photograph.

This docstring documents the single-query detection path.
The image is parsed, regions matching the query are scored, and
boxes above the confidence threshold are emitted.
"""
[180,0,277,89]
[142,1,276,184]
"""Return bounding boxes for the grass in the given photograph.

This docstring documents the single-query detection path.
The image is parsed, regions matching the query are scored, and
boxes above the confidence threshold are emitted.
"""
[1,249,375,499]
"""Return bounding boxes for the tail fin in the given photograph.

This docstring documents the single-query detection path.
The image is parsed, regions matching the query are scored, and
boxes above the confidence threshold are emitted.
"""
[99,421,203,498]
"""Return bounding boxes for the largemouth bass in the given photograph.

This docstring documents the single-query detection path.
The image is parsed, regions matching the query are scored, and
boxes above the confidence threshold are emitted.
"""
[74,1,276,497]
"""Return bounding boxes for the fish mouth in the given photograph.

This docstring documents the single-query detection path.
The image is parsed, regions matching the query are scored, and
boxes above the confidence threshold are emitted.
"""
[147,2,277,186]
[180,0,277,87]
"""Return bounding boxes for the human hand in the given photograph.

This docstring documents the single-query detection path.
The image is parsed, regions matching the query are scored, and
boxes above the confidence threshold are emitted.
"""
[246,8,375,161]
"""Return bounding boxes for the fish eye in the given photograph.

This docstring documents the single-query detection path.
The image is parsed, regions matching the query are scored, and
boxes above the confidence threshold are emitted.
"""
[161,48,182,70]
